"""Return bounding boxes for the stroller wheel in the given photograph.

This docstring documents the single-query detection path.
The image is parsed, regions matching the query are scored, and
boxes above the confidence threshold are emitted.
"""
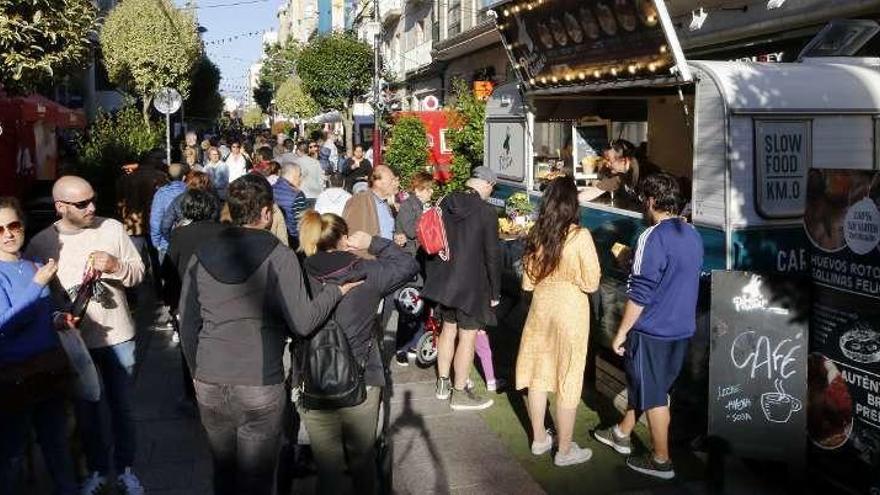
[415,331,438,365]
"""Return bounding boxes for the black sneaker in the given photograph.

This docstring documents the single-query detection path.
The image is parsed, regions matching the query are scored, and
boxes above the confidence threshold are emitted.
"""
[394,351,410,367]
[626,453,675,480]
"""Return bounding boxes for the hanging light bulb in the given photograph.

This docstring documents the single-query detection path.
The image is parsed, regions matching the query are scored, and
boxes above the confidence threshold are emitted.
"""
[660,44,668,54]
[628,64,637,74]
[540,76,548,85]
[610,67,618,77]
[550,75,559,83]
[564,74,573,82]
[593,70,602,79]
[648,62,657,72]
[503,9,510,16]
[529,78,536,85]
[578,72,587,80]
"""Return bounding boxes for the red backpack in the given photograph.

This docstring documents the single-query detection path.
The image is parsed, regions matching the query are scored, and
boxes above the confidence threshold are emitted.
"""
[417,201,450,261]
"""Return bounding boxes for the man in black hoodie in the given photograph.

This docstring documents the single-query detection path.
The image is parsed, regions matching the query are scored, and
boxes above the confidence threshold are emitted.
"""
[423,166,501,411]
[178,175,360,495]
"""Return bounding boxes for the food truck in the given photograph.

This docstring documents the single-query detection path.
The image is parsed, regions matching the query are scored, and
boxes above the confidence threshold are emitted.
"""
[485,0,880,489]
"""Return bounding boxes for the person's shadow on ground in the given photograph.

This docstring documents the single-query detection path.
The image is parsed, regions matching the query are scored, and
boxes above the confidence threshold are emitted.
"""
[388,390,449,493]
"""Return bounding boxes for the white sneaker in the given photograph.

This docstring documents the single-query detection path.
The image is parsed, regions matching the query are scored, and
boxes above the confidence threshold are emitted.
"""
[531,429,553,455]
[116,467,145,495]
[554,442,593,467]
[80,472,107,495]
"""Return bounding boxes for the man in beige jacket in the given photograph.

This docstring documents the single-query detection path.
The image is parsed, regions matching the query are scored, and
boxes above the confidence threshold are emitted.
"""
[27,176,146,495]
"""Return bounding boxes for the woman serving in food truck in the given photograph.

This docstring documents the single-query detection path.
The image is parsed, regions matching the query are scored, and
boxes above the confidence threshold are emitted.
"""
[485,0,880,488]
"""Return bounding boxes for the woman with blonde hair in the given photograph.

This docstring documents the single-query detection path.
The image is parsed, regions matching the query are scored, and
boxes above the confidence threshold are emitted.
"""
[515,176,601,467]
[297,211,418,494]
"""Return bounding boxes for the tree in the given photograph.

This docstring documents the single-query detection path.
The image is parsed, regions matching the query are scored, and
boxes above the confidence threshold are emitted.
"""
[100,0,201,121]
[274,78,318,120]
[242,107,265,128]
[77,106,163,214]
[253,78,274,115]
[385,116,429,189]
[438,79,486,197]
[184,57,224,124]
[260,40,301,89]
[296,32,373,150]
[0,0,98,94]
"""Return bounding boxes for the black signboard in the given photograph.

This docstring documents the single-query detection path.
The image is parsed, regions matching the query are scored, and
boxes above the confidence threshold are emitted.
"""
[708,271,808,463]
[492,0,687,88]
[805,169,880,493]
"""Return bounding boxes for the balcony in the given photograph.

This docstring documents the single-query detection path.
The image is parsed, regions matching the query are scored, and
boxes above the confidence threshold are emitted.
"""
[379,0,402,25]
[402,41,433,75]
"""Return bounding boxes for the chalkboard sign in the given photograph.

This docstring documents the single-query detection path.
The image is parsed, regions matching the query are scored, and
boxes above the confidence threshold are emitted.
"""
[708,271,808,462]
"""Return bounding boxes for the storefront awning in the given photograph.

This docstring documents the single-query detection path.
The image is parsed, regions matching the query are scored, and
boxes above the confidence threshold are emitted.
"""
[489,0,690,93]
[0,94,86,128]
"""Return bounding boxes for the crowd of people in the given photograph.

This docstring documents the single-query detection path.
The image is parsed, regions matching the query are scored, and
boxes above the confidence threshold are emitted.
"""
[0,125,703,495]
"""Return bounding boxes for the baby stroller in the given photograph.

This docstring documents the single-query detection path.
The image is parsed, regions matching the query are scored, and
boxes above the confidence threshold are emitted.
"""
[395,286,442,366]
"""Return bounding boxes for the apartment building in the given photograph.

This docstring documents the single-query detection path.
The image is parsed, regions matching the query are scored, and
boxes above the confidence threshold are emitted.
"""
[369,0,507,111]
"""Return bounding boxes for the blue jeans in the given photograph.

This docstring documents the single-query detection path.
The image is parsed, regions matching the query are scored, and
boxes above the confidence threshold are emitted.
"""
[194,380,286,495]
[75,340,137,475]
[0,396,77,495]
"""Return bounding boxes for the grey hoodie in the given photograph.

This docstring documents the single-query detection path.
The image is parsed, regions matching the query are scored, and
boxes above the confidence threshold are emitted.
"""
[178,227,348,386]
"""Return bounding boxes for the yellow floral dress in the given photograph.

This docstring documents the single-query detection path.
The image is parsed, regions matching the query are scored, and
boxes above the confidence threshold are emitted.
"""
[515,227,601,408]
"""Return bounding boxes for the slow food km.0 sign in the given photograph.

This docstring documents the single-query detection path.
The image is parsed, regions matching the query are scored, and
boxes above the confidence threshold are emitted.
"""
[755,120,812,219]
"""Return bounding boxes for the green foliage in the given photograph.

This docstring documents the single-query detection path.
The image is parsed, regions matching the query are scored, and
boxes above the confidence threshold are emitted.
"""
[0,0,98,94]
[385,116,429,189]
[101,0,201,106]
[274,78,318,119]
[242,107,265,128]
[437,80,487,196]
[184,57,224,123]
[505,192,534,216]
[296,32,373,113]
[252,78,274,115]
[260,41,301,89]
[77,106,163,214]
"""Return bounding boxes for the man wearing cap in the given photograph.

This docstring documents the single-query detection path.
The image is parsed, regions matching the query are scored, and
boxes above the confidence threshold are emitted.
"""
[423,166,501,411]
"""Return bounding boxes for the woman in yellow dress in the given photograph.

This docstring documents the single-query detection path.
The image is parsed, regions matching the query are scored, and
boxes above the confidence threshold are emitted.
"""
[516,176,601,467]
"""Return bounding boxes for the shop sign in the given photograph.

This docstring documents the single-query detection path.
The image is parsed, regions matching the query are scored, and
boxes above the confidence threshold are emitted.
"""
[486,120,526,181]
[474,80,495,101]
[754,120,811,219]
[493,0,688,88]
[805,169,880,493]
[708,271,807,463]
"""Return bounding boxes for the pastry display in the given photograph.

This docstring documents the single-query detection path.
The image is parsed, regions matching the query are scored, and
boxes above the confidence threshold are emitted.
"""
[614,0,638,32]
[549,17,568,46]
[637,0,659,27]
[595,2,618,36]
[579,7,601,40]
[564,12,584,44]
[537,21,555,49]
[840,322,880,364]
[808,353,854,450]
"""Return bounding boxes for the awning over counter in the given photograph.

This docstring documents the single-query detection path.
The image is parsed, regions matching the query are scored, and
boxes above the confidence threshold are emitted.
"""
[0,94,87,129]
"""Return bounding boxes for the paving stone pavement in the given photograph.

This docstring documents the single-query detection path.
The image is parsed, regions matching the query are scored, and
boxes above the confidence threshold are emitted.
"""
[128,324,545,495]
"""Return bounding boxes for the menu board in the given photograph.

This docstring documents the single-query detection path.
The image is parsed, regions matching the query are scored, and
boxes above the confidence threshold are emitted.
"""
[708,271,808,463]
[805,169,880,493]
[493,0,683,86]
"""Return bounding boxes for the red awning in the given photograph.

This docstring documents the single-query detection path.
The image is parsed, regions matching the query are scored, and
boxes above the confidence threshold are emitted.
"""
[0,93,84,127]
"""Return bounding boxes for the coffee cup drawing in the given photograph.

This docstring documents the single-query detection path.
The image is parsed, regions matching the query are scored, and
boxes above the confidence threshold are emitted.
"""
[761,379,802,423]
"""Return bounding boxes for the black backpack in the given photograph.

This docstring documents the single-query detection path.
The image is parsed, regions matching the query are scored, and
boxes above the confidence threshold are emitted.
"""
[296,279,374,410]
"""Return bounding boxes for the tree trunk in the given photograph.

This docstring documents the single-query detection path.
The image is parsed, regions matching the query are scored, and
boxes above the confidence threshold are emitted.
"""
[344,104,354,154]
[142,96,152,125]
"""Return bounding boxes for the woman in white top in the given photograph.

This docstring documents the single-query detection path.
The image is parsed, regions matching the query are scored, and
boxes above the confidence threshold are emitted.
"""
[314,173,352,217]
[224,141,249,182]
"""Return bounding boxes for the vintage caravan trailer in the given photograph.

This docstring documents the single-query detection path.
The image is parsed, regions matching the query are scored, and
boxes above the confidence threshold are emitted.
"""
[484,5,880,345]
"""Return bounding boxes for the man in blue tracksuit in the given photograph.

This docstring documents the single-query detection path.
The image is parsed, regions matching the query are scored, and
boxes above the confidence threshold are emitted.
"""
[593,172,704,480]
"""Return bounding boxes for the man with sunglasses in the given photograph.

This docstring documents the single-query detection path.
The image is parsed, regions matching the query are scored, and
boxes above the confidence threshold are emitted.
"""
[26,176,146,494]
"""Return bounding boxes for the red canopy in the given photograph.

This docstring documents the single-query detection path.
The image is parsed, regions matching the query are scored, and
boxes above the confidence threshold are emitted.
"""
[0,93,84,128]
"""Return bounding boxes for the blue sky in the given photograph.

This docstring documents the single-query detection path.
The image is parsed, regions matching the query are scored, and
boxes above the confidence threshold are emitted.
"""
[174,0,281,103]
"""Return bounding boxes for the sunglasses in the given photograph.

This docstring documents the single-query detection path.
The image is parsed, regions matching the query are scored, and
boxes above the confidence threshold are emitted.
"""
[0,221,23,236]
[59,197,95,210]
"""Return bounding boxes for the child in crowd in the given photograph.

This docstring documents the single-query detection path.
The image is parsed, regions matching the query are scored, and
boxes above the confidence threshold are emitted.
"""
[394,171,435,366]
